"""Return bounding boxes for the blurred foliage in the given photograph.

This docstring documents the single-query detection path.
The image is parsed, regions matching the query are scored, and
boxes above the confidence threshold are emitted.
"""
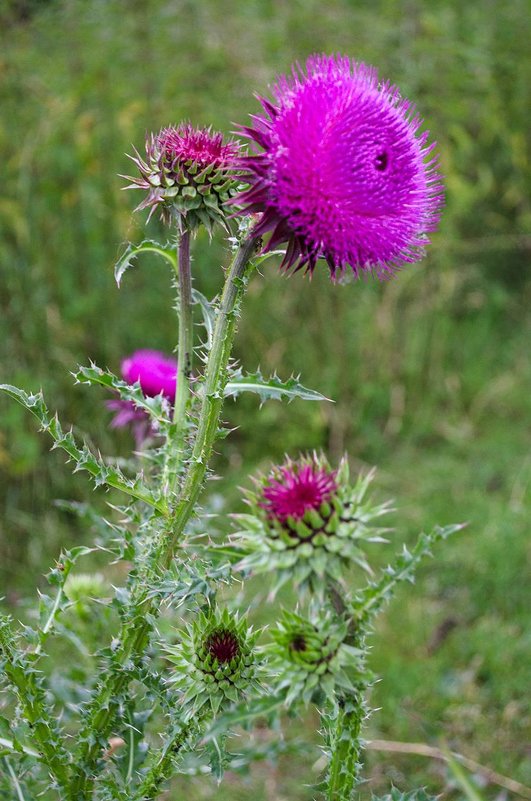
[0,0,530,795]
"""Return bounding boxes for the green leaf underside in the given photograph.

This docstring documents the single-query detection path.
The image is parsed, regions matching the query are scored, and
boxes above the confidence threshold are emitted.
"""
[114,239,176,286]
[224,369,331,403]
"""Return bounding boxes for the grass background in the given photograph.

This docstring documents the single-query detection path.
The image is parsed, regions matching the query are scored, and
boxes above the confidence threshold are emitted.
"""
[0,0,530,796]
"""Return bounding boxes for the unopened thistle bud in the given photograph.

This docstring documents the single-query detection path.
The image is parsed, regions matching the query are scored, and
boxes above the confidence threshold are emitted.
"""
[233,455,391,595]
[123,124,241,233]
[266,610,362,707]
[165,608,260,719]
[64,573,107,620]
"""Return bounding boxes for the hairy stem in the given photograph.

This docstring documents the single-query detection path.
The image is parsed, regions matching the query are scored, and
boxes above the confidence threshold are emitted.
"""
[69,233,257,799]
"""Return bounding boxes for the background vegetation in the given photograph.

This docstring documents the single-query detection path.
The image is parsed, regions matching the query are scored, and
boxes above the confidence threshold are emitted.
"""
[1,0,530,796]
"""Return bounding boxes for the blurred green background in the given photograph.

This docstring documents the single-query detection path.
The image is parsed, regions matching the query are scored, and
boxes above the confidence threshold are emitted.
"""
[1,0,530,796]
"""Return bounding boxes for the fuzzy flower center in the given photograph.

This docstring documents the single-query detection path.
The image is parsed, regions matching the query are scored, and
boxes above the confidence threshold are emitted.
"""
[206,629,240,664]
[261,463,337,523]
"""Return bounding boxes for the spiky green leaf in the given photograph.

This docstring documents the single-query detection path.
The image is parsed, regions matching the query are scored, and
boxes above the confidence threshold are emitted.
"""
[192,289,216,349]
[354,523,466,623]
[224,368,331,404]
[0,384,167,513]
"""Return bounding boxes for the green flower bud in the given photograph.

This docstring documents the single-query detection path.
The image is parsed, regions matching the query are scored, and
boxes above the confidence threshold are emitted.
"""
[233,455,391,596]
[266,610,363,707]
[165,608,261,719]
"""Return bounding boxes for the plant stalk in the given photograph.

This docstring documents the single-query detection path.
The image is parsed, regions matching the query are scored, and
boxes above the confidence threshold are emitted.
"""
[173,228,193,438]
[326,692,364,801]
[132,716,204,800]
[164,232,258,556]
[69,232,257,799]
[0,617,71,790]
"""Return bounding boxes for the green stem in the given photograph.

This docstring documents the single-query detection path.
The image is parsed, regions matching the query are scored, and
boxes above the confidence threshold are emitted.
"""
[164,232,257,556]
[162,227,193,494]
[69,233,257,800]
[173,229,193,438]
[326,693,364,801]
[132,717,202,800]
[4,757,28,801]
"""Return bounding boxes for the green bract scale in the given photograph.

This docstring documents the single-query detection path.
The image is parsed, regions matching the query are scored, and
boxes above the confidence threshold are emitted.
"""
[123,124,241,233]
[233,455,392,595]
[266,610,363,707]
[165,608,260,719]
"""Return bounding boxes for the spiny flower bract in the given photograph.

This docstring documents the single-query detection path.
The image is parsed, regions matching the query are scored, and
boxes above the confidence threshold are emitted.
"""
[124,123,241,232]
[237,53,443,278]
[232,455,392,596]
[165,608,261,719]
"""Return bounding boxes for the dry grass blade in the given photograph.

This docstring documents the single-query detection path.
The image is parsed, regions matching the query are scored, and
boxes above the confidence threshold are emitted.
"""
[366,739,531,799]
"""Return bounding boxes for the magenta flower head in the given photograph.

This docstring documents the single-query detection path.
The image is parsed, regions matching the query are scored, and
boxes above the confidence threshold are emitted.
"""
[233,455,391,596]
[123,123,241,232]
[237,54,443,278]
[121,349,177,402]
[107,349,177,445]
[260,457,338,523]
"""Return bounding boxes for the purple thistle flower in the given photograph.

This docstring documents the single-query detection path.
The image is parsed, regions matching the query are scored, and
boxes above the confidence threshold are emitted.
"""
[237,54,443,278]
[107,349,177,445]
[106,398,153,448]
[260,457,338,523]
[123,123,241,231]
[121,349,178,402]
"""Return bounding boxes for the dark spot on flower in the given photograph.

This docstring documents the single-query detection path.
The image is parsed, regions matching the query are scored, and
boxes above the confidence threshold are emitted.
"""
[206,629,240,663]
[290,634,308,652]
[375,150,389,171]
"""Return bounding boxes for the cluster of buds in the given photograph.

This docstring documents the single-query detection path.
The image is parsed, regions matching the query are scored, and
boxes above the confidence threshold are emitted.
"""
[123,124,241,233]
[165,608,260,719]
[233,455,391,595]
[266,609,363,707]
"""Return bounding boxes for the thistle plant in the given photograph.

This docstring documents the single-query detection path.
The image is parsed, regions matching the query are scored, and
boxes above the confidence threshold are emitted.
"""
[0,54,462,801]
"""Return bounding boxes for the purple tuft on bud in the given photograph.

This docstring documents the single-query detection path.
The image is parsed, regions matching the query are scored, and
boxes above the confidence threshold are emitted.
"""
[236,53,443,279]
[206,629,241,664]
[233,456,392,595]
[260,460,337,524]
